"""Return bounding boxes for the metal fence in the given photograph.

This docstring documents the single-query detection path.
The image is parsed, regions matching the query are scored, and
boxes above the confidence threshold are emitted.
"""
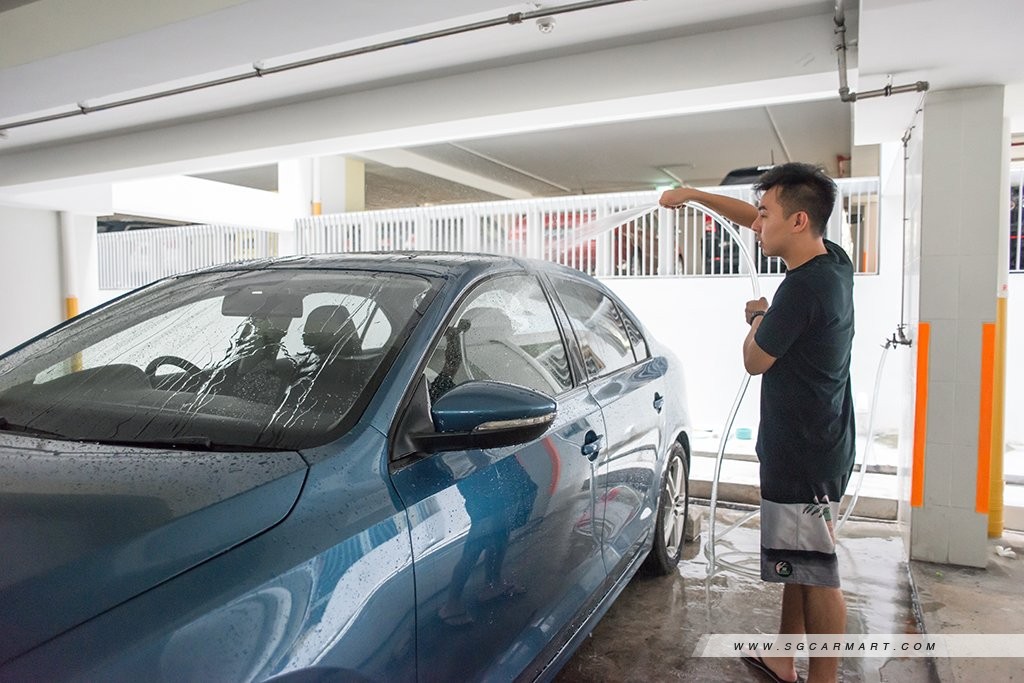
[97,179,881,289]
[297,178,882,279]
[98,224,278,290]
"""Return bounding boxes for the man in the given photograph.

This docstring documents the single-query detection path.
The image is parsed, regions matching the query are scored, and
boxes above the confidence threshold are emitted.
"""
[660,163,855,683]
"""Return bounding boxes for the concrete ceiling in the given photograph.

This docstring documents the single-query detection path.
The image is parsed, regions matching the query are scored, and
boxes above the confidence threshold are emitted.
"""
[1,0,1022,211]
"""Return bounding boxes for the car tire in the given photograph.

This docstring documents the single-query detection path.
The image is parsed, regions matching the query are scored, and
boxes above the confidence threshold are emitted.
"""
[642,441,689,575]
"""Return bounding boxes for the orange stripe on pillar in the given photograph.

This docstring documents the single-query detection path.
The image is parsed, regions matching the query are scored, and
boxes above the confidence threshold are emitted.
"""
[911,322,930,508]
[976,323,996,514]
[989,297,1008,537]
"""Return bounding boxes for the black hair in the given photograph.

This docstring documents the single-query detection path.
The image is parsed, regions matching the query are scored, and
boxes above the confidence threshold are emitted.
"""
[754,162,837,236]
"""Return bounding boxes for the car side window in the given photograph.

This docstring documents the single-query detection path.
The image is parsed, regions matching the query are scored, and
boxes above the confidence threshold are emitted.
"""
[553,278,635,379]
[425,274,572,401]
[617,305,649,360]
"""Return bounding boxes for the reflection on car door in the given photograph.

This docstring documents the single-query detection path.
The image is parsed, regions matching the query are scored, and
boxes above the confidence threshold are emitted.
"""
[389,273,608,681]
[551,277,664,575]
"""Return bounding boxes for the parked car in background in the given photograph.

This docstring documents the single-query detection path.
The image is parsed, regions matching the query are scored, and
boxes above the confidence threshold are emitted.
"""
[719,165,774,186]
[711,166,786,275]
[507,210,740,277]
[1011,185,1022,271]
[0,252,691,682]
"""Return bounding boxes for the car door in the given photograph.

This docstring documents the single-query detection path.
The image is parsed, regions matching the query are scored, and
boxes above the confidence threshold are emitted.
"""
[549,276,665,576]
[388,273,608,682]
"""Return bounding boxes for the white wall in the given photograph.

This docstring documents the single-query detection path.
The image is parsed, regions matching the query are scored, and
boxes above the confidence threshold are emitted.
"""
[1006,275,1024,448]
[0,205,63,351]
[612,276,1023,452]
[607,271,909,443]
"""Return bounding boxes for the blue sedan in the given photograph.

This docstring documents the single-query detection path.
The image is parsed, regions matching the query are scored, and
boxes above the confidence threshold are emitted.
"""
[0,252,691,682]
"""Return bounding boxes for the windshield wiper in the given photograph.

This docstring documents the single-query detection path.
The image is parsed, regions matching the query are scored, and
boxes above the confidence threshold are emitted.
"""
[0,418,282,451]
[0,417,66,439]
[88,436,282,452]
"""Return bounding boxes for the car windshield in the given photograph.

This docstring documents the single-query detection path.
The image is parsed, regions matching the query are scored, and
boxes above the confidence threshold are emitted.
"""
[0,268,436,451]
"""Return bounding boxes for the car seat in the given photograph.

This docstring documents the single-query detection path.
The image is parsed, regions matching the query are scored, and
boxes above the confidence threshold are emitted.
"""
[302,304,362,358]
[230,316,292,405]
[459,307,559,395]
[291,305,367,416]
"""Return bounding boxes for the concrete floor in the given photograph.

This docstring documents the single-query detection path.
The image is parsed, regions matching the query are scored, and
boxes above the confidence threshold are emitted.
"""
[557,504,937,682]
[910,529,1024,683]
[558,504,1024,682]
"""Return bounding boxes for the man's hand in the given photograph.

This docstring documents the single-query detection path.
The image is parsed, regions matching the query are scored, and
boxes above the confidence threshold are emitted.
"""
[659,187,699,208]
[743,296,776,375]
[745,297,769,325]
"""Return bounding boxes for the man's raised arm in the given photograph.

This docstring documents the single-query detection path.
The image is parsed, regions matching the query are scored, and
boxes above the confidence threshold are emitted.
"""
[659,187,758,228]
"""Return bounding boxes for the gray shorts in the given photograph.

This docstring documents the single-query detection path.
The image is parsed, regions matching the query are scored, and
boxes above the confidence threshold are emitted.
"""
[759,475,847,588]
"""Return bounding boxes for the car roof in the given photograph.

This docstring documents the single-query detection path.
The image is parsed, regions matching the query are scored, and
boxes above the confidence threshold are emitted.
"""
[194,251,598,283]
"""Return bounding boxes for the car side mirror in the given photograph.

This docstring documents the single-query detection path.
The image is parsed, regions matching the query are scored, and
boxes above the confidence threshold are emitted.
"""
[411,380,556,453]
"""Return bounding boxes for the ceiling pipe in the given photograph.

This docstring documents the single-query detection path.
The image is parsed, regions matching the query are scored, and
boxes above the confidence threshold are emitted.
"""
[834,0,928,103]
[0,0,640,137]
[448,142,572,193]
[763,106,792,163]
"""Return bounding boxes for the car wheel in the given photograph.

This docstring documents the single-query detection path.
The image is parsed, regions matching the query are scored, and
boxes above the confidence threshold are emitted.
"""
[642,441,689,575]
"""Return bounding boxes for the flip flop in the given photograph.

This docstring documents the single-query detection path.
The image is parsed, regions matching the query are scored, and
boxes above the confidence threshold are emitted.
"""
[740,654,800,683]
[479,581,527,602]
[438,606,473,626]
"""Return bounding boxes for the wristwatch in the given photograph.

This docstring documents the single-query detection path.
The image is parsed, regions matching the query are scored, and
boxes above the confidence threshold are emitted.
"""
[748,310,766,325]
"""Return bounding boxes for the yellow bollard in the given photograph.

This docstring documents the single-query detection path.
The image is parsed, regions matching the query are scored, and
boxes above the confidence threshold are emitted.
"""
[66,297,83,373]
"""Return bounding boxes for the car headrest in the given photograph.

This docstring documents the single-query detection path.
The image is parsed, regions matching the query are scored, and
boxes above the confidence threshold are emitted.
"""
[303,304,360,356]
[462,307,515,344]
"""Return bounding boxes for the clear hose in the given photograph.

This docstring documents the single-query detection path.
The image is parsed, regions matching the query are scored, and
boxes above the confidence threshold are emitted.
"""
[570,200,889,575]
[681,203,763,578]
[836,341,892,533]
[690,203,895,577]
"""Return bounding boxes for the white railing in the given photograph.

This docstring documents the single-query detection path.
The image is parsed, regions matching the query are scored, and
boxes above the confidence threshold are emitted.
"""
[98,224,278,290]
[297,178,881,278]
[97,179,881,289]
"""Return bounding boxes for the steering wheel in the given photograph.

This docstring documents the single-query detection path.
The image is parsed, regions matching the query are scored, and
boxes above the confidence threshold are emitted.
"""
[145,355,202,378]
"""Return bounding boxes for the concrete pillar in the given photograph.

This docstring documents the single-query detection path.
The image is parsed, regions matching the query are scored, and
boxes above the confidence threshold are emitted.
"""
[851,144,880,178]
[319,156,365,214]
[910,86,1010,567]
[0,205,62,352]
[277,159,313,257]
[59,212,99,318]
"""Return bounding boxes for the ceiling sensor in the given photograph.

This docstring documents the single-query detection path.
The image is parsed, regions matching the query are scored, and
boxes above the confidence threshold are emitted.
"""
[536,16,555,33]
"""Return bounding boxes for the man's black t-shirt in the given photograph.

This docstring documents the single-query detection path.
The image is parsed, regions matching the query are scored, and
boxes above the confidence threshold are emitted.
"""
[753,239,855,487]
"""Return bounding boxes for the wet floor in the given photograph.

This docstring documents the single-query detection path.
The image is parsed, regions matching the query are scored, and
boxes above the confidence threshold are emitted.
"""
[557,504,937,682]
[910,528,1024,683]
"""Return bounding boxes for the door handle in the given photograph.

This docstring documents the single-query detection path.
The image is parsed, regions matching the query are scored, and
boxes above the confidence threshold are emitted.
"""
[581,430,604,461]
[653,392,664,412]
